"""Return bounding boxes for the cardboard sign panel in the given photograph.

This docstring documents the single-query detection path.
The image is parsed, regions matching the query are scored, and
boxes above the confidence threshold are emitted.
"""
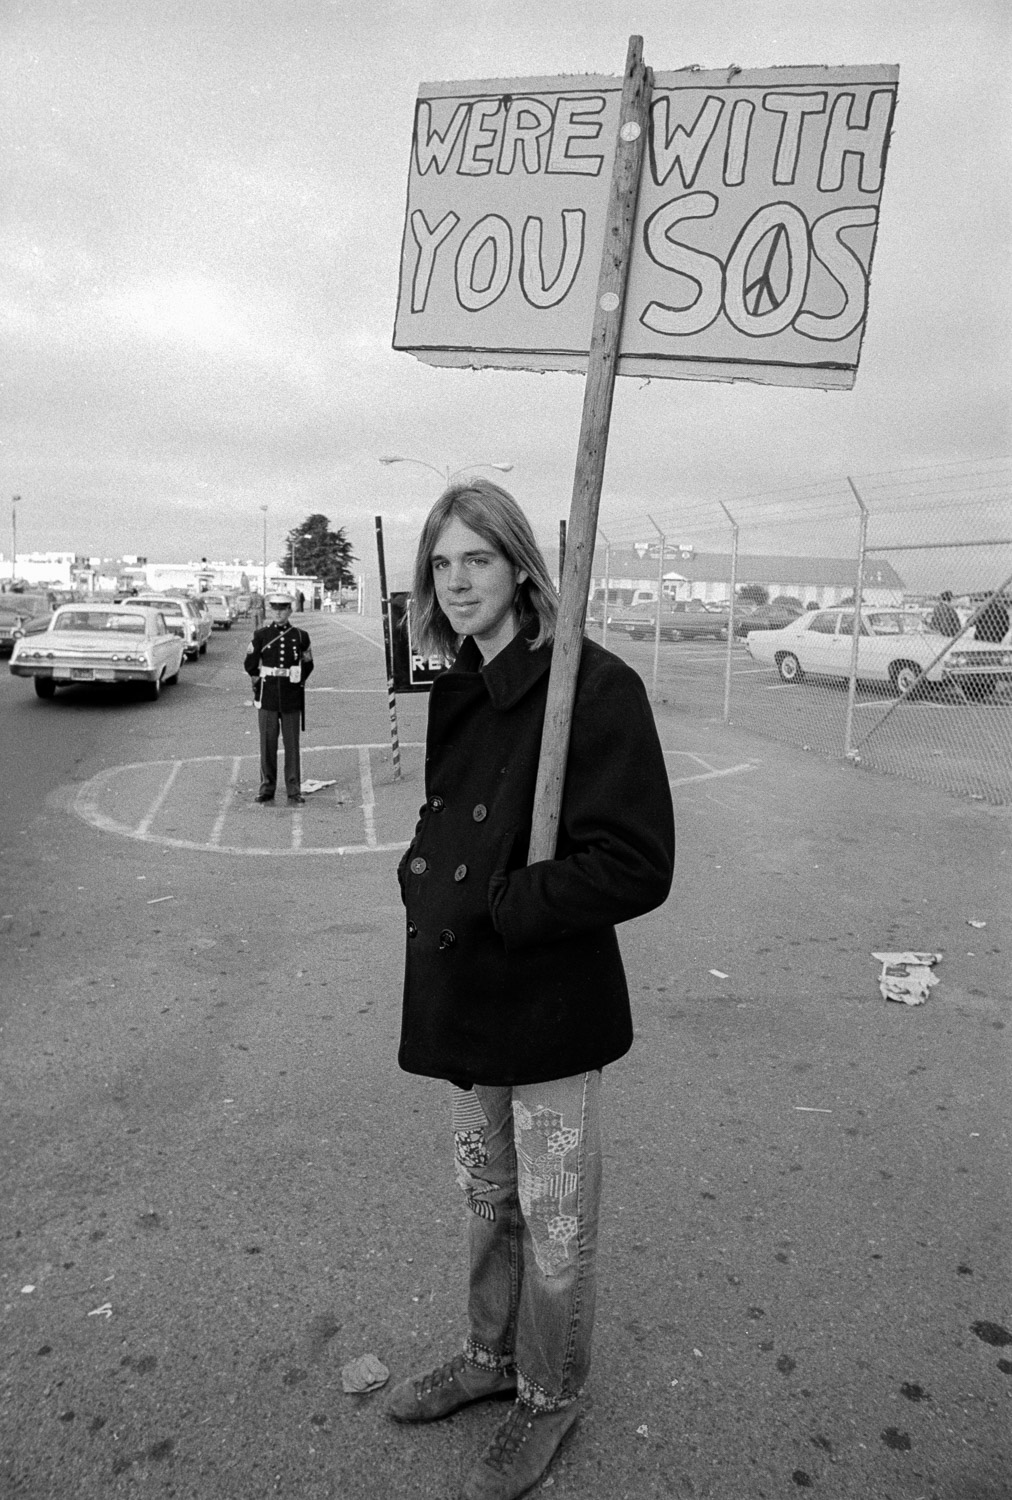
[394,65,898,389]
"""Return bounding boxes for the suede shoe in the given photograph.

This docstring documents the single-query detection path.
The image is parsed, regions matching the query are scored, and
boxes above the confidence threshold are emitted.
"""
[458,1400,580,1500]
[387,1354,516,1424]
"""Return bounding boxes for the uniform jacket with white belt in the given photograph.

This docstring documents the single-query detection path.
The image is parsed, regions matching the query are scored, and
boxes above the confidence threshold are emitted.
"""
[244,620,314,718]
[397,628,675,1089]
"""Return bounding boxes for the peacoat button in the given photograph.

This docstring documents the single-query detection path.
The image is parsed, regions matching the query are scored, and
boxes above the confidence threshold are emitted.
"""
[409,856,427,875]
[429,795,444,812]
[438,928,456,950]
[454,864,468,882]
[472,803,487,822]
[407,920,418,938]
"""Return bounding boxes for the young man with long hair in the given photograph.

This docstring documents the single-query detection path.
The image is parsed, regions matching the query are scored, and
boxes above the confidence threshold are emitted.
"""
[387,479,675,1499]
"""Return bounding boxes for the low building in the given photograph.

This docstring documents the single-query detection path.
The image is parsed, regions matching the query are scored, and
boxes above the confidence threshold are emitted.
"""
[591,546,904,609]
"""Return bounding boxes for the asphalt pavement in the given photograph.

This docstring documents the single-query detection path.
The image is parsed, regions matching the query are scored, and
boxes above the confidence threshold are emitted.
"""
[1,613,1009,1499]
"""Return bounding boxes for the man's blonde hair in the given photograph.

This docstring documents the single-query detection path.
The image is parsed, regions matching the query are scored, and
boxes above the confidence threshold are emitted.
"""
[410,479,558,657]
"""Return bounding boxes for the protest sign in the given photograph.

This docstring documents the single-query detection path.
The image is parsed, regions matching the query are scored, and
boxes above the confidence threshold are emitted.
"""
[388,592,451,692]
[395,63,898,389]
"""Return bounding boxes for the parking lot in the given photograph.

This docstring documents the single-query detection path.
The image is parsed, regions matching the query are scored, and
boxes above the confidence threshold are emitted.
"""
[595,629,1012,805]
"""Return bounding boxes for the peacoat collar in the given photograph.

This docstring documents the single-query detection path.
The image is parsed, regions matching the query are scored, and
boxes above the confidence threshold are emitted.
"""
[446,626,552,712]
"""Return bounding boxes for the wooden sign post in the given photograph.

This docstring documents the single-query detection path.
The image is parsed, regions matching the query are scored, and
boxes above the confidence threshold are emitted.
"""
[527,36,652,863]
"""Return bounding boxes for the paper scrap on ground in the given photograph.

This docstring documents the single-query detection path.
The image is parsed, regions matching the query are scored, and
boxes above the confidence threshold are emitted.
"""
[873,952,942,1006]
[340,1353,389,1393]
[709,969,729,979]
[301,779,338,794]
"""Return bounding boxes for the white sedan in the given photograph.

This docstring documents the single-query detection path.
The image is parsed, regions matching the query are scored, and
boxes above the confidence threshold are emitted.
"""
[9,604,185,701]
[746,608,1012,698]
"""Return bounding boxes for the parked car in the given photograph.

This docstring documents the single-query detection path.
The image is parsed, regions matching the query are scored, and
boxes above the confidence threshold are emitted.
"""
[733,597,805,637]
[187,594,214,636]
[0,591,57,657]
[9,604,184,701]
[609,599,731,641]
[746,607,1012,698]
[200,591,237,629]
[133,595,210,659]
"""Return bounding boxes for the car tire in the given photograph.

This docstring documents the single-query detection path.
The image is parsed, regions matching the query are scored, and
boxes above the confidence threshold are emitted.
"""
[144,672,163,702]
[185,648,198,661]
[890,660,923,697]
[34,677,57,700]
[777,652,803,683]
[199,641,207,655]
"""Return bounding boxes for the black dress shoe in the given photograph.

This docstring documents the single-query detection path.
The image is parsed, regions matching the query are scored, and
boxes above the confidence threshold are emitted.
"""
[255,792,274,803]
[287,794,306,805]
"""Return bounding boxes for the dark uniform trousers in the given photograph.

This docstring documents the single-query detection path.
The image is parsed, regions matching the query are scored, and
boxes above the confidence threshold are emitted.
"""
[258,709,302,798]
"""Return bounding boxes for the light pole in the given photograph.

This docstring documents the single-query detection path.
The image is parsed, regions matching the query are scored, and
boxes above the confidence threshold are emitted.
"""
[259,505,268,598]
[378,457,513,486]
[11,495,19,583]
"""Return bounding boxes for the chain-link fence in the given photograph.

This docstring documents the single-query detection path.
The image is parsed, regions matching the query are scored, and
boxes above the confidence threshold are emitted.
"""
[589,459,1012,805]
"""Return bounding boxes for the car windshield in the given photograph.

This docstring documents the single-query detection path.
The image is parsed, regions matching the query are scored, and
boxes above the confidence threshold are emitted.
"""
[55,610,147,634]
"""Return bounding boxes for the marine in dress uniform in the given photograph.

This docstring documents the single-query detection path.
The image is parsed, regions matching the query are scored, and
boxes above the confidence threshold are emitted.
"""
[243,594,314,803]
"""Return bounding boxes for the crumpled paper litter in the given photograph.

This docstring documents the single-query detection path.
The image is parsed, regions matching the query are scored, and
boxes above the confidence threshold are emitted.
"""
[340,1353,390,1393]
[872,952,941,1006]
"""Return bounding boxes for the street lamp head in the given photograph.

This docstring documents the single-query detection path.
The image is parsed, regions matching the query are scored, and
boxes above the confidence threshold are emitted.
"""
[378,456,405,465]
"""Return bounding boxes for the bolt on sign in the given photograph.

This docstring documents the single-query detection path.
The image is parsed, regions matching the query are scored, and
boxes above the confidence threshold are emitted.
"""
[394,64,898,390]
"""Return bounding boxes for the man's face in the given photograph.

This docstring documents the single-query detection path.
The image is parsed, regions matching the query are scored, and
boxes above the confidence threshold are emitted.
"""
[431,516,527,662]
[271,604,292,621]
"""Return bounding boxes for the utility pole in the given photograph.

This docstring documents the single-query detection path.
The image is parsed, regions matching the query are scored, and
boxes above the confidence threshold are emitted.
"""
[11,495,19,583]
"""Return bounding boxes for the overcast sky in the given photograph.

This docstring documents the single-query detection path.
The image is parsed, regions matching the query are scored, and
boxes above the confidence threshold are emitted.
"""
[2,0,1009,586]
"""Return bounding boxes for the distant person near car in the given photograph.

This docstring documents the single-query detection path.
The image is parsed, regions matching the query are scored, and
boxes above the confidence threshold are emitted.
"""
[973,593,1010,644]
[928,591,961,636]
[244,594,313,804]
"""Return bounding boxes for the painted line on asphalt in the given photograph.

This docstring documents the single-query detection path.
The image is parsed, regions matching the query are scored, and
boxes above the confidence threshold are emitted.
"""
[333,619,385,650]
[210,756,242,845]
[663,749,758,787]
[136,760,182,836]
[359,745,377,848]
[72,745,425,858]
[670,762,758,787]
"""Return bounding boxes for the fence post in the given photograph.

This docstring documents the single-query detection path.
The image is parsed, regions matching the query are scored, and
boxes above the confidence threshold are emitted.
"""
[647,513,665,702]
[599,529,611,651]
[844,477,869,760]
[718,501,739,723]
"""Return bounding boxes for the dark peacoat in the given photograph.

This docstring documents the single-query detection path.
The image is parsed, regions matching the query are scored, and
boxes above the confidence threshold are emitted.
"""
[397,628,675,1088]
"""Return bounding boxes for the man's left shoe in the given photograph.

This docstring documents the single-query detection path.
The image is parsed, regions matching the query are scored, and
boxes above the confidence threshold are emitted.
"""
[458,1400,580,1500]
[287,794,306,804]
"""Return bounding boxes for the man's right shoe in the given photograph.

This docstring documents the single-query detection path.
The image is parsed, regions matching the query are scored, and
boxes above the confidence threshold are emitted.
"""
[255,792,274,803]
[387,1354,516,1424]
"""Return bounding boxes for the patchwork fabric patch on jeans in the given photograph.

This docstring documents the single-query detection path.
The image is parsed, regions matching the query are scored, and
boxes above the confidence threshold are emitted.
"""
[453,1089,497,1221]
[513,1100,580,1277]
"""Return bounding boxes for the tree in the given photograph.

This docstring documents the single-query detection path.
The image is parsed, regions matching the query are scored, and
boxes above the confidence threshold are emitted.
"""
[737,583,768,605]
[283,515,357,590]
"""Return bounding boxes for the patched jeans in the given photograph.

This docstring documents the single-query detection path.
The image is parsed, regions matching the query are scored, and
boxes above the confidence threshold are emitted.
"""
[452,1071,602,1412]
